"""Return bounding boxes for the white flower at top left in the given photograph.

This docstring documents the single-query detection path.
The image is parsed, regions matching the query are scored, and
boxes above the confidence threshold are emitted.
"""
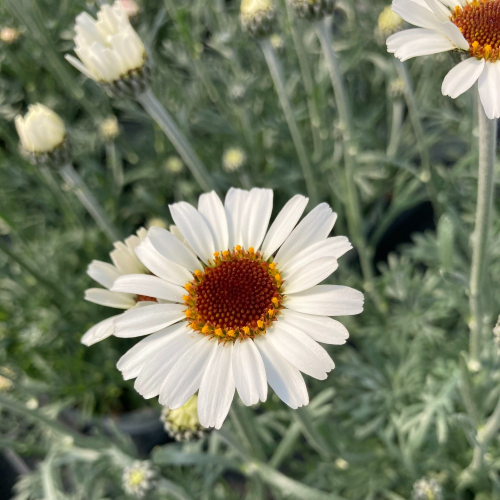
[65,1,146,84]
[83,228,158,346]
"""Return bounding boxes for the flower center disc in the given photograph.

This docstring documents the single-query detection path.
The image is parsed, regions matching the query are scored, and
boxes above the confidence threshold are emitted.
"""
[452,0,500,61]
[184,247,283,341]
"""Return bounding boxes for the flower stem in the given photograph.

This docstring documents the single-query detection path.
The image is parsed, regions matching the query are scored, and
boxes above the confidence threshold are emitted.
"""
[286,2,323,162]
[469,100,497,364]
[259,38,319,206]
[394,60,440,214]
[59,164,121,243]
[386,99,404,159]
[137,88,217,193]
[314,17,385,312]
[229,401,265,460]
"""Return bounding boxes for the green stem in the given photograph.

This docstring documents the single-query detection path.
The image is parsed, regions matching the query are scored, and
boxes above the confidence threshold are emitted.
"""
[137,89,216,193]
[106,142,124,196]
[469,99,497,364]
[229,401,265,460]
[394,60,440,213]
[286,3,323,162]
[59,164,121,243]
[386,99,404,159]
[314,17,384,312]
[294,407,332,459]
[259,38,319,205]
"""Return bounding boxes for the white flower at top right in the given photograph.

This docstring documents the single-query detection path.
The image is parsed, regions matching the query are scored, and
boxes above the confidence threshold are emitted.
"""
[387,0,500,119]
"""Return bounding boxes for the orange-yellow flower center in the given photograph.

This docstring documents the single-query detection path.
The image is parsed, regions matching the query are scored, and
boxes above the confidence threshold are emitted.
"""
[452,0,500,61]
[184,247,283,341]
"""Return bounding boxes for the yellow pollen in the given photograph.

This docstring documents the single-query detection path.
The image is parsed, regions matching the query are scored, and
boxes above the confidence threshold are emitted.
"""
[269,263,275,270]
[215,328,223,337]
[248,247,255,254]
[257,320,264,329]
[222,250,230,257]
[236,245,242,251]
[268,309,275,317]
[274,273,281,282]
[202,325,211,334]
[183,295,189,302]
[227,329,236,337]
[242,326,250,335]
[195,270,203,278]
[485,44,492,58]
[213,251,220,258]
[272,297,279,307]
[185,283,193,291]
[185,310,194,318]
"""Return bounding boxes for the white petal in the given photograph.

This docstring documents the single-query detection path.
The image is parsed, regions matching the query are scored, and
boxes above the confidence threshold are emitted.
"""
[110,242,144,274]
[169,202,215,263]
[135,239,193,286]
[284,257,339,294]
[281,236,352,275]
[261,195,309,259]
[280,309,349,345]
[387,29,456,62]
[440,21,469,51]
[479,61,500,120]
[113,303,186,338]
[111,274,185,302]
[285,285,364,316]
[255,335,309,409]
[442,58,485,99]
[392,0,442,29]
[117,323,186,380]
[198,343,236,429]
[85,288,136,309]
[232,340,268,406]
[148,227,201,271]
[423,0,450,21]
[159,336,217,407]
[241,188,273,250]
[225,188,250,248]
[275,203,337,267]
[198,191,229,252]
[87,260,121,289]
[65,54,96,80]
[135,331,199,399]
[81,314,121,346]
[134,330,195,399]
[267,322,334,379]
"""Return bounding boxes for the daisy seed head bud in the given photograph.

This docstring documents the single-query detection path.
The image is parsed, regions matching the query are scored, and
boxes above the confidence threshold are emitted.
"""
[289,0,335,21]
[412,478,443,500]
[161,395,210,442]
[270,34,285,51]
[15,104,70,167]
[229,83,246,102]
[65,1,150,98]
[99,116,120,141]
[377,6,403,39]
[223,147,247,172]
[388,78,405,99]
[122,460,155,498]
[240,0,276,38]
[165,155,184,174]
[0,27,21,44]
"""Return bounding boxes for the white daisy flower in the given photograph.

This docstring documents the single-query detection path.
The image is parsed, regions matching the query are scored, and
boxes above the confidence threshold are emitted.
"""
[387,0,500,119]
[122,460,155,498]
[82,228,155,346]
[65,1,146,84]
[110,188,364,429]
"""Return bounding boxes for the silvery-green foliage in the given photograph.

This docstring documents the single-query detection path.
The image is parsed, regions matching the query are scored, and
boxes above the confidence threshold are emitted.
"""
[0,0,500,498]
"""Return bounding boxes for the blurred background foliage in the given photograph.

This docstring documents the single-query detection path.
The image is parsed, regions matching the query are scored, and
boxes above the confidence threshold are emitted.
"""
[1,0,500,498]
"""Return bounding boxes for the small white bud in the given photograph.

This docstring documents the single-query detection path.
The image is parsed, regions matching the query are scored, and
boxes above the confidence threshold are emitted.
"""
[15,104,66,154]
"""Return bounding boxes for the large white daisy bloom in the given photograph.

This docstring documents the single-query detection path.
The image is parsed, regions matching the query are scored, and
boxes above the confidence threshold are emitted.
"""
[82,228,153,346]
[110,188,364,429]
[387,0,500,119]
[15,104,66,154]
[65,1,146,84]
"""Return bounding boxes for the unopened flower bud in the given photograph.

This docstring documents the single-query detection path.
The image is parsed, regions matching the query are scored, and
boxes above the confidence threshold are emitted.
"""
[161,395,210,442]
[223,147,247,172]
[65,1,150,98]
[165,155,184,174]
[240,0,276,38]
[289,0,335,20]
[412,478,443,500]
[388,78,405,99]
[270,34,284,51]
[0,27,21,44]
[15,104,70,167]
[122,461,155,498]
[376,6,403,40]
[99,116,120,141]
[120,0,140,19]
